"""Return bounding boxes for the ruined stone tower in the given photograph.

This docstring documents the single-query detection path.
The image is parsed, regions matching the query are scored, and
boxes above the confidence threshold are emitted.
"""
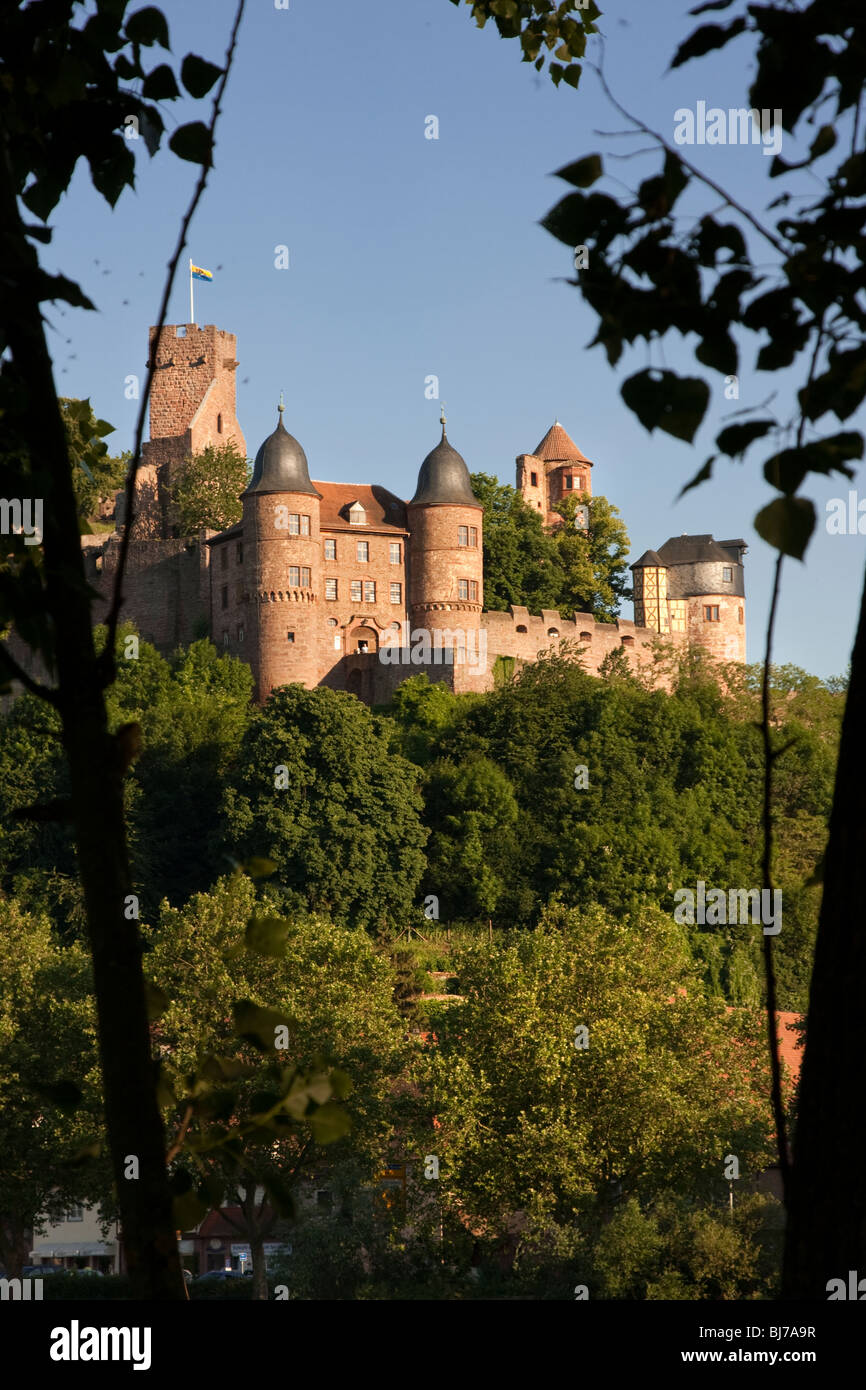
[128,322,245,538]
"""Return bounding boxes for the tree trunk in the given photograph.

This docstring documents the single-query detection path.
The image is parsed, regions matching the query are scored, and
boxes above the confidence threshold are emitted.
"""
[0,148,185,1301]
[238,1187,271,1301]
[0,1218,31,1281]
[782,569,866,1296]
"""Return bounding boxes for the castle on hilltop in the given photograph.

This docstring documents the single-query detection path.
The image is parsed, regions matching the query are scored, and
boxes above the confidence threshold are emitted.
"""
[84,323,747,702]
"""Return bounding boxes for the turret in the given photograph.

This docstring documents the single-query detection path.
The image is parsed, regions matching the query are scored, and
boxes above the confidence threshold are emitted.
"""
[242,404,322,698]
[407,413,483,657]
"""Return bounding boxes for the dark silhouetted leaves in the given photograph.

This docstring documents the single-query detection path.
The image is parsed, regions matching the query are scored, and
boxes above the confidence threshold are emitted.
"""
[181,54,223,99]
[142,64,179,101]
[554,154,603,188]
[125,7,170,48]
[671,17,746,68]
[677,455,716,499]
[169,122,213,166]
[763,435,861,495]
[715,421,775,458]
[621,370,710,443]
[754,496,816,560]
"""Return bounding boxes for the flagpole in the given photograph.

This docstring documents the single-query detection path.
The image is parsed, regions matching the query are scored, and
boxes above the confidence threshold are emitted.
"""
[189,258,194,326]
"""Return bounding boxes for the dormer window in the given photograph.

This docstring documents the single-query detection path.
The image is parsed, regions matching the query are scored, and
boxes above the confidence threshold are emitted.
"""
[348,501,366,525]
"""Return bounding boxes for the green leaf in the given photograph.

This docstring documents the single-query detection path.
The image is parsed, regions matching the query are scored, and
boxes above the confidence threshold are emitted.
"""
[754,496,816,560]
[233,1000,296,1051]
[181,53,223,98]
[243,856,277,879]
[621,369,710,443]
[307,1099,352,1145]
[715,420,775,458]
[125,6,170,48]
[142,64,180,100]
[169,122,213,165]
[555,154,602,188]
[245,915,290,958]
[172,1189,209,1231]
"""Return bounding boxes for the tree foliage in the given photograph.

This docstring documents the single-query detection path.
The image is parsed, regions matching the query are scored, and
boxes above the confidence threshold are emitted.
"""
[171,441,249,535]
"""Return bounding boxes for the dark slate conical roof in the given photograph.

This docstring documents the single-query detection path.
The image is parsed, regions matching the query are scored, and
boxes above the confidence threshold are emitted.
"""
[630,549,665,570]
[242,407,320,497]
[410,424,479,507]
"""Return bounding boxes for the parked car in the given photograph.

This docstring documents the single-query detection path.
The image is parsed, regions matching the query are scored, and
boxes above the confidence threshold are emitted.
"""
[193,1269,251,1282]
[22,1265,62,1276]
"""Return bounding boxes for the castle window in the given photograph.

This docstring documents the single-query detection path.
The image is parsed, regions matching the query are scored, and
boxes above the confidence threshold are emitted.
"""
[236,541,243,564]
[390,582,402,604]
[287,631,295,643]
[704,605,720,622]
[221,548,228,570]
[176,326,187,338]
[469,580,478,601]
[300,514,310,536]
[516,624,527,633]
[580,631,592,642]
[458,526,469,547]
[289,513,300,535]
[389,542,401,564]
[739,607,744,624]
[222,631,229,648]
[325,578,338,600]
[470,526,478,547]
[458,580,469,600]
[565,475,573,489]
[66,1205,84,1222]
[300,566,311,587]
[530,472,538,488]
[289,566,300,586]
[327,617,338,627]
[217,414,223,434]
[221,585,228,610]
[357,541,369,563]
[324,538,336,560]
[350,580,362,603]
[364,580,376,603]
[348,502,366,525]
[621,635,634,647]
[547,627,559,637]
[237,625,244,643]
[722,566,732,581]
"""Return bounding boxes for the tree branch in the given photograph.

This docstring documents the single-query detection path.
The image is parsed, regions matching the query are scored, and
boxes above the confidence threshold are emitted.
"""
[98,0,247,686]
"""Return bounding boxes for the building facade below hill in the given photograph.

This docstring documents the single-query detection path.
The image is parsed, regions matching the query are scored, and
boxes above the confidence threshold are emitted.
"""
[82,323,747,703]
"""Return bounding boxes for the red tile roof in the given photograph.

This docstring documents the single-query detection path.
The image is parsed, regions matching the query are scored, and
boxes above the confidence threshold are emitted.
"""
[530,422,592,466]
[314,482,408,533]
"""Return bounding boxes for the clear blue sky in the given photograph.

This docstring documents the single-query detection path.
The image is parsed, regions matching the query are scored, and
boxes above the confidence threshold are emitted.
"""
[47,0,865,678]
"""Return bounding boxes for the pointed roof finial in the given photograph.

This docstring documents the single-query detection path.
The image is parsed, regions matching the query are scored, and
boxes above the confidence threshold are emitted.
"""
[440,402,447,434]
[278,391,285,416]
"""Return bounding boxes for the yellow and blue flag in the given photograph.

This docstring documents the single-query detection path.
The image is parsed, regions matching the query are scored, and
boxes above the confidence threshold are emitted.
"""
[191,263,213,282]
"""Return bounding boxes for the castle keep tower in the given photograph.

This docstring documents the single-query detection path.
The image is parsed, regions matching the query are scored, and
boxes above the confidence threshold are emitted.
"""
[516,420,593,529]
[408,417,483,657]
[130,323,245,538]
[242,405,322,699]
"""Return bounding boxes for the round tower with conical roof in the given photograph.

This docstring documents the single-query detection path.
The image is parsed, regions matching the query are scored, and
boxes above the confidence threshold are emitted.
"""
[408,414,483,664]
[243,404,322,698]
